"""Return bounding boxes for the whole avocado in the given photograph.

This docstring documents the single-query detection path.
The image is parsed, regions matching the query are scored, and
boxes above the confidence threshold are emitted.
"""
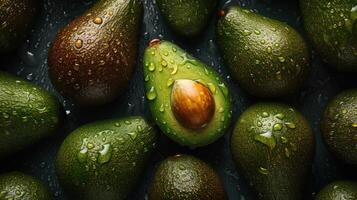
[0,0,38,53]
[0,172,52,200]
[316,181,357,200]
[300,0,357,72]
[149,154,227,200]
[156,0,217,37]
[0,72,63,160]
[56,117,157,200]
[321,89,357,165]
[143,40,232,147]
[231,103,315,200]
[48,0,143,106]
[217,6,310,97]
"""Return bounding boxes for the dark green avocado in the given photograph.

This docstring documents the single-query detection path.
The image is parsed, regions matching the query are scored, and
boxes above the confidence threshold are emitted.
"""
[48,0,143,107]
[156,0,217,37]
[149,154,227,200]
[56,116,157,200]
[143,39,232,147]
[316,181,357,200]
[0,72,63,160]
[217,6,310,97]
[321,89,357,165]
[0,0,37,53]
[231,103,315,200]
[300,0,357,72]
[0,172,52,200]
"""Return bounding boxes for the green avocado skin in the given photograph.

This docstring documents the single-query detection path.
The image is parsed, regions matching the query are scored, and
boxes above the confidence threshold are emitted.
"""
[149,154,228,200]
[0,0,37,53]
[300,0,357,72]
[156,0,217,37]
[56,117,157,200]
[143,40,232,147]
[0,72,63,160]
[316,181,357,200]
[321,89,357,165]
[231,103,315,200]
[217,6,310,97]
[0,172,52,200]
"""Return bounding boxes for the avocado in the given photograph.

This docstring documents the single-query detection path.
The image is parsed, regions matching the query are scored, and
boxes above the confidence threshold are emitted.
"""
[231,103,315,200]
[156,0,217,37]
[321,89,357,165]
[0,0,37,53]
[316,181,357,200]
[56,116,157,200]
[149,154,227,200]
[300,0,357,72]
[48,0,143,107]
[0,172,52,200]
[217,6,310,97]
[0,72,63,160]
[143,39,232,147]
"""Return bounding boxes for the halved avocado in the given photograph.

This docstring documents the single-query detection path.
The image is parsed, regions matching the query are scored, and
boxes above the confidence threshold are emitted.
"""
[143,40,232,147]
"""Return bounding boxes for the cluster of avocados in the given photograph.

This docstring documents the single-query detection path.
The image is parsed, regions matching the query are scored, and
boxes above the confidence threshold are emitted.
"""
[0,0,356,199]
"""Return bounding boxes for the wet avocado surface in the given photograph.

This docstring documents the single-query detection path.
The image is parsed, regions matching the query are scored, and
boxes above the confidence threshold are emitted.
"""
[0,0,356,199]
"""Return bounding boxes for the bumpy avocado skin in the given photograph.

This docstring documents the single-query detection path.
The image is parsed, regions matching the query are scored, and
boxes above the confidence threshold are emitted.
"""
[56,117,157,200]
[143,40,232,147]
[156,0,217,37]
[0,172,52,200]
[231,103,315,200]
[48,0,143,107]
[0,0,37,53]
[0,72,63,160]
[217,6,310,97]
[321,89,357,165]
[149,154,227,200]
[316,181,357,200]
[300,0,357,72]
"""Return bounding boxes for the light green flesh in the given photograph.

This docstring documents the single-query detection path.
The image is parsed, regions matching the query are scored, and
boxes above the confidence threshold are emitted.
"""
[143,41,232,147]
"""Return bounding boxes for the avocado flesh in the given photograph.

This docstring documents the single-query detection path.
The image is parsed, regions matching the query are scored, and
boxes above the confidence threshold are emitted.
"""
[321,89,357,165]
[143,40,232,147]
[316,181,357,200]
[149,154,228,200]
[0,0,37,53]
[156,0,217,37]
[0,172,52,200]
[56,116,157,200]
[217,6,310,97]
[48,0,143,107]
[300,0,357,72]
[231,103,315,200]
[0,72,63,160]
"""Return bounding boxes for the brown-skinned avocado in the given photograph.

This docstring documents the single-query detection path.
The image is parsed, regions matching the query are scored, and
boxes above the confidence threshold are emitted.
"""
[48,0,143,107]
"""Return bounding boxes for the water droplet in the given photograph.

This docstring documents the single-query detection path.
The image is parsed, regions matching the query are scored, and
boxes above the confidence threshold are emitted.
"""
[127,132,138,140]
[207,83,216,94]
[161,60,168,67]
[285,122,296,129]
[167,78,174,87]
[242,29,252,36]
[262,112,269,118]
[258,167,269,175]
[148,63,156,72]
[273,123,283,131]
[75,39,83,49]
[77,148,88,163]
[275,113,285,119]
[146,86,157,100]
[281,136,288,143]
[93,17,103,24]
[218,83,229,97]
[159,104,165,112]
[254,131,276,149]
[98,144,112,164]
[285,148,290,158]
[87,143,94,149]
[351,123,357,128]
[278,57,286,63]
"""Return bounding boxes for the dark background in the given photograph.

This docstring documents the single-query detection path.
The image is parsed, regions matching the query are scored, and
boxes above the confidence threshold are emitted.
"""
[0,0,356,199]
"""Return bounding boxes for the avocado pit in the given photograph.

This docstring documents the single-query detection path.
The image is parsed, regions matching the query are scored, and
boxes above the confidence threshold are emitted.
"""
[171,79,215,130]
